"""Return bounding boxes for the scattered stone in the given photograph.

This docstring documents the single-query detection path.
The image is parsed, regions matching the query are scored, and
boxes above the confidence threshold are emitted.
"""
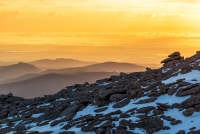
[119,113,131,118]
[188,130,200,134]
[176,130,185,134]
[153,109,164,115]
[58,131,75,134]
[190,127,196,131]
[94,107,108,113]
[136,106,155,114]
[183,108,195,117]
[170,120,182,125]
[110,94,127,102]
[112,99,130,108]
[138,116,163,134]
[105,110,122,116]
[134,98,157,104]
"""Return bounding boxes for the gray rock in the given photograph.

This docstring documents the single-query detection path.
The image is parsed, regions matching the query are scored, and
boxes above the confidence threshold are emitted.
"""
[187,129,200,134]
[168,52,181,57]
[105,110,122,116]
[60,105,81,117]
[112,99,130,108]
[0,112,8,119]
[119,113,131,118]
[181,96,200,108]
[136,106,155,114]
[176,130,185,134]
[168,87,177,95]
[94,107,108,113]
[183,108,194,117]
[134,98,157,104]
[58,131,75,134]
[170,120,182,125]
[110,94,127,102]
[138,116,164,134]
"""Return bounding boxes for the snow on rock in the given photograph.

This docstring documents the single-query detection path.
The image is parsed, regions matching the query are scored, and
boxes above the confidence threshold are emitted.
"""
[32,113,44,118]
[1,51,200,134]
[162,70,200,84]
[162,68,172,73]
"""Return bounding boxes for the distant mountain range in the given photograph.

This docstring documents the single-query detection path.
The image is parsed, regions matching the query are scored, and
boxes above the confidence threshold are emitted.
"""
[29,58,97,70]
[0,72,118,98]
[42,62,146,74]
[0,62,41,81]
[0,59,147,98]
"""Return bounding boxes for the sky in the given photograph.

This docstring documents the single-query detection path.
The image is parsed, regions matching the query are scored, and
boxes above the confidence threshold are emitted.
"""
[0,0,200,64]
[1,0,200,32]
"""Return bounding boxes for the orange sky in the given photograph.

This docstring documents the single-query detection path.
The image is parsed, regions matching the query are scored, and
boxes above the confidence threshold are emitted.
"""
[1,0,200,32]
[0,0,200,64]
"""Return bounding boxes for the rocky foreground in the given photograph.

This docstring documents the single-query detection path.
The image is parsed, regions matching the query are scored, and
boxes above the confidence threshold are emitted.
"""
[1,51,200,134]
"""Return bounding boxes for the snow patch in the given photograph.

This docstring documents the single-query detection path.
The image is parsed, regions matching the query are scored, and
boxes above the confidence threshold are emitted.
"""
[32,113,44,118]
[162,68,172,73]
[162,70,200,84]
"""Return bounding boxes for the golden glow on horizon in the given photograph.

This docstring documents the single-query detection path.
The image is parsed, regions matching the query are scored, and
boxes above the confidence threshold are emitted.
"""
[0,0,200,64]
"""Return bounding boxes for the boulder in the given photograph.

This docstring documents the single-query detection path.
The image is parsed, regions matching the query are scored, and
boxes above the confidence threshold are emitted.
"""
[100,88,127,98]
[168,52,180,57]
[138,116,163,134]
[94,107,108,113]
[136,106,155,114]
[110,94,127,102]
[59,131,75,134]
[181,96,200,108]
[127,89,142,98]
[105,110,122,116]
[60,104,81,117]
[112,99,130,108]
[183,108,194,117]
[196,51,200,55]
[176,130,185,134]
[0,112,8,119]
[119,113,131,118]
[176,85,200,97]
[134,98,157,104]
[170,120,182,125]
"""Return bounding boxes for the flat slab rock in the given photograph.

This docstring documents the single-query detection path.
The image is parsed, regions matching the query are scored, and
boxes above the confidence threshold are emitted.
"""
[112,98,131,108]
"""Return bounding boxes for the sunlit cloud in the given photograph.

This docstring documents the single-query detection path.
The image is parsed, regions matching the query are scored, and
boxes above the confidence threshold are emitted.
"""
[165,0,200,3]
[2,51,42,53]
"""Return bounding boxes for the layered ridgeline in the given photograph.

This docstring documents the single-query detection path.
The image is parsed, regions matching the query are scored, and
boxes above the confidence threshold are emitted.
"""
[1,51,200,133]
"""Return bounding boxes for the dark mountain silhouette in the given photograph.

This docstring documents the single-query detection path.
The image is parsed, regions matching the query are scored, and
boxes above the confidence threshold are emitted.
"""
[0,72,118,98]
[29,58,97,70]
[42,62,146,74]
[0,62,41,81]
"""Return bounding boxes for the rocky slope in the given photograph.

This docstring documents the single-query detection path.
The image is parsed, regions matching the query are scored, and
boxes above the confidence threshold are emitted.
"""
[1,51,200,134]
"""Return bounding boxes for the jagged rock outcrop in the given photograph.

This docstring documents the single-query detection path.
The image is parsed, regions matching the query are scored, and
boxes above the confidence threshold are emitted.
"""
[1,51,200,133]
[161,51,184,67]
